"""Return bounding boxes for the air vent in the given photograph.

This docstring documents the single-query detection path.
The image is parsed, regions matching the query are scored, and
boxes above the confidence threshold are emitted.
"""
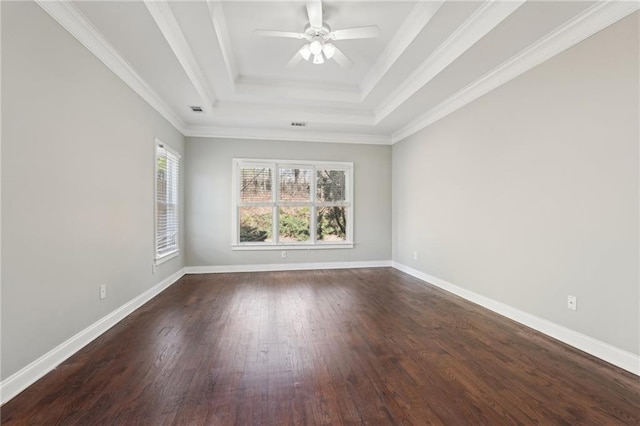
[189,106,203,112]
[291,122,307,127]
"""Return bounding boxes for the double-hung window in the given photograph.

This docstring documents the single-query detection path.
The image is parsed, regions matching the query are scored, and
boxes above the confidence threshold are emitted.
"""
[232,159,354,249]
[155,141,180,263]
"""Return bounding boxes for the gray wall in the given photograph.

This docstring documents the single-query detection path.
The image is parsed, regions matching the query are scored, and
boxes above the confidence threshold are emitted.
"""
[2,0,636,385]
[185,138,392,267]
[1,2,185,380]
[392,13,639,354]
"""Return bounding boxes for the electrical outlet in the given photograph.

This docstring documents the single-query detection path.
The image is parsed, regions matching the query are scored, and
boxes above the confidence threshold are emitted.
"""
[100,284,107,300]
[413,251,418,260]
[281,251,287,258]
[567,295,577,311]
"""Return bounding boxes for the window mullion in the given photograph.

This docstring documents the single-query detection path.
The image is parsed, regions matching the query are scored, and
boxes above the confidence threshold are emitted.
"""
[310,166,317,244]
[274,164,280,245]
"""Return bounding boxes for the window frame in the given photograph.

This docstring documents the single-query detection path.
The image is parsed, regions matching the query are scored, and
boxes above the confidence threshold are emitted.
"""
[232,158,354,250]
[154,139,181,264]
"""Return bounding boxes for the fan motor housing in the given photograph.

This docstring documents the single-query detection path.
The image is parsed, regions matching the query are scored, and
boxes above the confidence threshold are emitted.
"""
[303,23,331,41]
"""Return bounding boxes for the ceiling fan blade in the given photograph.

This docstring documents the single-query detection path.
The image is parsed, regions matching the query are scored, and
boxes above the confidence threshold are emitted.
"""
[331,47,352,68]
[254,29,304,39]
[306,1,323,28]
[286,51,304,68]
[330,26,380,40]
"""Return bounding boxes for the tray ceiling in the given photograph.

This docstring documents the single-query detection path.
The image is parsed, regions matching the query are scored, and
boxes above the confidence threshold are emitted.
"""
[37,0,639,144]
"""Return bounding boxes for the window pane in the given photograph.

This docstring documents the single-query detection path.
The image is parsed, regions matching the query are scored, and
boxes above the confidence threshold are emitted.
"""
[240,168,272,203]
[317,169,346,202]
[279,206,310,242]
[317,207,347,242]
[279,168,311,202]
[240,207,272,242]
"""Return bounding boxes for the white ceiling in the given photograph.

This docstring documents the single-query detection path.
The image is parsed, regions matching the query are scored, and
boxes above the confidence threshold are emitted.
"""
[39,0,638,144]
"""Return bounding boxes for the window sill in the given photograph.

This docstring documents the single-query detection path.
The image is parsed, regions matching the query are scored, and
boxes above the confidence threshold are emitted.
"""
[232,243,354,251]
[155,250,179,265]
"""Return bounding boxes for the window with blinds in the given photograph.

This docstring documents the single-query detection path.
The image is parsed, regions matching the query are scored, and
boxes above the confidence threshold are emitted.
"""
[232,159,354,249]
[155,141,180,261]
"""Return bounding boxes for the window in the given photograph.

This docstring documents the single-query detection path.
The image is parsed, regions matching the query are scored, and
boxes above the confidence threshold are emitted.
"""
[232,159,354,249]
[155,141,180,262]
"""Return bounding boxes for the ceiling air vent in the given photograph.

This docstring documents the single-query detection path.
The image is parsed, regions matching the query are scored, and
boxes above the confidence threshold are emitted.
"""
[291,122,307,127]
[189,106,203,112]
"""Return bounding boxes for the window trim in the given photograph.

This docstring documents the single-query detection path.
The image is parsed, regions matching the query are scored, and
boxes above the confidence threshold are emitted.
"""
[231,158,354,250]
[154,139,181,264]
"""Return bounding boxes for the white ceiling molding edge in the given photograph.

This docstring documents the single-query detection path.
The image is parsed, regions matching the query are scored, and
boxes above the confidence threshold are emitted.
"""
[359,1,443,101]
[391,0,640,144]
[35,0,187,134]
[144,1,217,113]
[36,1,638,146]
[374,0,526,123]
[206,0,238,84]
[211,102,375,126]
[185,126,391,145]
[234,78,361,103]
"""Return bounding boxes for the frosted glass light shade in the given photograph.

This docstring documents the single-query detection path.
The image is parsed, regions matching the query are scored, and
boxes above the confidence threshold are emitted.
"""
[300,44,311,61]
[322,43,336,59]
[313,53,324,64]
[309,40,323,55]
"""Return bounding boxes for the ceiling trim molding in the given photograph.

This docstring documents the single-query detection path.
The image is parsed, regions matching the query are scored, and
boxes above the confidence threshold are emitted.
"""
[35,0,186,133]
[374,0,526,123]
[210,103,375,126]
[185,126,391,145]
[235,78,362,103]
[360,1,443,101]
[206,0,239,83]
[144,1,217,112]
[391,0,640,144]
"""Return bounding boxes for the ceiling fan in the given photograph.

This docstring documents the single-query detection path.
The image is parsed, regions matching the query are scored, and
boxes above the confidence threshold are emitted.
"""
[253,0,380,67]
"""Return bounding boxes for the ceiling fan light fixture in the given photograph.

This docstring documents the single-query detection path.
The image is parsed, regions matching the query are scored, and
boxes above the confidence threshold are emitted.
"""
[322,43,336,59]
[300,44,311,61]
[309,40,323,56]
[313,53,324,64]
[253,0,380,68]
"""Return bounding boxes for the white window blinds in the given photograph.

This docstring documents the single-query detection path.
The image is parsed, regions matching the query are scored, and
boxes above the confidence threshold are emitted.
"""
[155,142,180,259]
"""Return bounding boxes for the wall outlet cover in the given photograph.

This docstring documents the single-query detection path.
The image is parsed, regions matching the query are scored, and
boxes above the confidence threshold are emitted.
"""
[567,295,577,311]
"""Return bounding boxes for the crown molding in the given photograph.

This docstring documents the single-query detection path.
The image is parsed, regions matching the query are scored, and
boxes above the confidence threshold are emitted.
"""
[207,0,238,83]
[36,0,635,147]
[375,0,526,123]
[210,101,375,126]
[144,1,217,112]
[391,0,640,144]
[235,77,362,103]
[185,125,391,145]
[360,1,443,101]
[35,0,187,134]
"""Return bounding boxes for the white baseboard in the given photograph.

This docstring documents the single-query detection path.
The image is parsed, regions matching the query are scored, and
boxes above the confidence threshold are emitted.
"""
[392,262,640,376]
[0,268,186,405]
[185,260,392,274]
[5,262,635,407]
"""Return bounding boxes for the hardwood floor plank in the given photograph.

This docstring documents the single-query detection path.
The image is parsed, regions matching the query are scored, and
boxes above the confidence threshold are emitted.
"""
[2,268,639,425]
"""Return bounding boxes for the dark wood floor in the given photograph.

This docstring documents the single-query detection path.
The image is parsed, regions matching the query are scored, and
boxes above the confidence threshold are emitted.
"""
[2,268,639,425]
